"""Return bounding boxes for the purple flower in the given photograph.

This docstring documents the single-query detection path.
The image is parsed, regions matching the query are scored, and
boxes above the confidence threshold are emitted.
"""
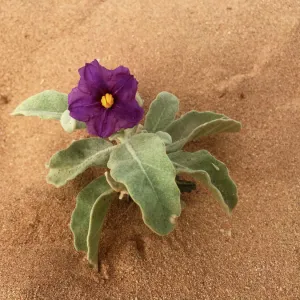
[68,60,144,138]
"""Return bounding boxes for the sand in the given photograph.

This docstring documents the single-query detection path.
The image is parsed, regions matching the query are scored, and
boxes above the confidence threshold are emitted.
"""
[1,0,300,299]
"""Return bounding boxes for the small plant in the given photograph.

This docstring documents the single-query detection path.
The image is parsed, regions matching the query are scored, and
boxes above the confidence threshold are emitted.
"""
[12,59,241,270]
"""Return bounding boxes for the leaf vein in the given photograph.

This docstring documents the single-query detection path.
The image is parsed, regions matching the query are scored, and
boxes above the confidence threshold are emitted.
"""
[125,141,159,203]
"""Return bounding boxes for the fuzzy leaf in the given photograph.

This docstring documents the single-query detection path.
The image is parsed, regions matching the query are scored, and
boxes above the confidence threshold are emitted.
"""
[144,92,179,132]
[11,90,68,120]
[136,92,144,107]
[108,125,141,143]
[165,111,241,152]
[169,150,238,213]
[155,131,172,145]
[47,138,114,187]
[60,110,76,133]
[60,110,86,133]
[107,133,181,235]
[75,121,87,129]
[87,189,116,269]
[105,171,127,193]
[70,176,112,252]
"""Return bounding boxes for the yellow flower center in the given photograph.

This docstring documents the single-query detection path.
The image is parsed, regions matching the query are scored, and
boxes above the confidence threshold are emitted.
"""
[101,93,114,108]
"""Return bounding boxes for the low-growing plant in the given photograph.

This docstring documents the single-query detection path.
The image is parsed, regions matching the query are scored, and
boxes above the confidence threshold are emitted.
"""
[12,59,241,270]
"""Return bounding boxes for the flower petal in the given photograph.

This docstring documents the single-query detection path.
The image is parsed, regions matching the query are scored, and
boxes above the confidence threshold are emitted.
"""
[112,100,144,127]
[86,109,116,137]
[69,59,143,137]
[68,87,103,122]
[115,74,138,105]
[78,60,112,95]
[105,66,135,95]
[68,87,94,107]
[86,102,143,138]
[70,104,103,122]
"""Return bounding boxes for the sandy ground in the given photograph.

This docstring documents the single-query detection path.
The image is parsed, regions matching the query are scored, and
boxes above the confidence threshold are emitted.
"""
[1,0,300,299]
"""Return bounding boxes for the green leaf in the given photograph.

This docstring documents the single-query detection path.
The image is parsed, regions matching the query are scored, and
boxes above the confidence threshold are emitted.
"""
[75,120,86,129]
[104,171,127,193]
[87,189,115,269]
[70,176,115,269]
[109,125,142,143]
[144,92,179,132]
[136,92,144,107]
[155,131,172,145]
[169,150,238,213]
[165,111,241,152]
[107,133,181,235]
[11,90,68,120]
[70,176,112,252]
[60,110,86,133]
[46,138,114,187]
[60,110,76,133]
